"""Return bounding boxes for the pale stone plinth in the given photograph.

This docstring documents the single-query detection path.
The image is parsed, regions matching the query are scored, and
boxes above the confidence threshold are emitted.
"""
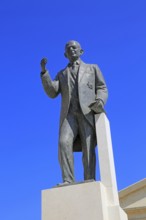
[42,113,128,220]
[42,181,127,220]
[95,113,119,205]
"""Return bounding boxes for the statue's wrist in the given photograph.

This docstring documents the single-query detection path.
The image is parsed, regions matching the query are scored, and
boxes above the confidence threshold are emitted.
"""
[41,69,47,74]
[41,70,47,76]
[96,98,104,105]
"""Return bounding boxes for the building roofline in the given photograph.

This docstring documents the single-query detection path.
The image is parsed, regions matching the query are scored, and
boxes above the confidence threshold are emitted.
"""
[119,178,146,199]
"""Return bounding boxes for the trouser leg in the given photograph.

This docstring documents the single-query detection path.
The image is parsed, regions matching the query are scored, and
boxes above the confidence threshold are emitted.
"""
[78,114,96,180]
[59,114,78,183]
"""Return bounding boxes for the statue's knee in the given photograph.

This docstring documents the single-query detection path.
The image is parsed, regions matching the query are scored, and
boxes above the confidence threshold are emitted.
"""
[59,137,69,148]
[59,138,64,148]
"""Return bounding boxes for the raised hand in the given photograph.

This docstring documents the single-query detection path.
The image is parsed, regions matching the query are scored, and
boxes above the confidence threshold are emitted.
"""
[40,57,48,73]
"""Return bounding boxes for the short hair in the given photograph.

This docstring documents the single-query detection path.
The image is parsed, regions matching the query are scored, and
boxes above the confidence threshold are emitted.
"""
[65,40,82,50]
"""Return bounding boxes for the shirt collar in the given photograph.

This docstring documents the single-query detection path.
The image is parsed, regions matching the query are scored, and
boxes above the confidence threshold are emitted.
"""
[68,59,81,67]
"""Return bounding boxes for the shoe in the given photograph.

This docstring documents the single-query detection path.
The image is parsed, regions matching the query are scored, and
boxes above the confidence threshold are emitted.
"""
[57,181,70,186]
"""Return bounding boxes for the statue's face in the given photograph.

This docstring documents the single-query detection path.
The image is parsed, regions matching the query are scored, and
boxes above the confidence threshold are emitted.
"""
[65,41,83,62]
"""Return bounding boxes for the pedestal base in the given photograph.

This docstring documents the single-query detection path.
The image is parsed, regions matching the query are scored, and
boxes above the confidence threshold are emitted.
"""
[42,181,128,220]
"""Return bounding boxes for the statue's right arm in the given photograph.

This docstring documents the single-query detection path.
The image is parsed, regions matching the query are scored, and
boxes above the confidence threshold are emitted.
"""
[41,71,60,98]
[40,58,60,98]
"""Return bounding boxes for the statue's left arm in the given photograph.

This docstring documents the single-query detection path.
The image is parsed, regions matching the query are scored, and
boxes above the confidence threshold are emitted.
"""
[89,65,108,114]
[94,64,108,104]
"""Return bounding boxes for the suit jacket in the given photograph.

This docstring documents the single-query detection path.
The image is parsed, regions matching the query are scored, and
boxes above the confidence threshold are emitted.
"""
[41,60,108,151]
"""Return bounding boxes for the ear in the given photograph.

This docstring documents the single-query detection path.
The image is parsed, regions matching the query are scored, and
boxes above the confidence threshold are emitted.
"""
[80,49,84,55]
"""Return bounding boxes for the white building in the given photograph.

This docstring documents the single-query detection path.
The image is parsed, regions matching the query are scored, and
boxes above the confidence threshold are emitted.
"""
[119,179,146,220]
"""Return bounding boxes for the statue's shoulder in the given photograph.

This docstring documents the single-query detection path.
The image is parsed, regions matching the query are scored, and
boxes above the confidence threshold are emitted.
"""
[81,61,98,71]
[56,66,68,79]
[60,65,68,71]
[81,61,97,68]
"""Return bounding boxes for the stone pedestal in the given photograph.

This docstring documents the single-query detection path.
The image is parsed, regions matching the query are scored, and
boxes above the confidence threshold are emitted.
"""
[42,181,127,220]
[42,113,128,220]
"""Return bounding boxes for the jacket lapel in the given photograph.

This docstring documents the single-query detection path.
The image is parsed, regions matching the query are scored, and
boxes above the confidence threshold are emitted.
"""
[62,61,86,96]
[78,61,86,83]
[62,66,69,83]
[62,66,70,94]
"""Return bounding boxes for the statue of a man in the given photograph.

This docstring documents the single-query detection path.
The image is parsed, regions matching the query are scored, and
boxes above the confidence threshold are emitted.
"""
[40,40,108,185]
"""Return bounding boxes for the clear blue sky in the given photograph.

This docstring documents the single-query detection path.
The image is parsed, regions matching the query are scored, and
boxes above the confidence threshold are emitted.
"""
[0,0,146,219]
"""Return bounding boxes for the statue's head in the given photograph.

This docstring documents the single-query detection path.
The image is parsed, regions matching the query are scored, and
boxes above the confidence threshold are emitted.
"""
[64,40,84,62]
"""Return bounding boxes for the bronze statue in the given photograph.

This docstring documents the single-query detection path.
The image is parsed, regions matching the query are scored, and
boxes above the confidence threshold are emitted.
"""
[40,40,108,185]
